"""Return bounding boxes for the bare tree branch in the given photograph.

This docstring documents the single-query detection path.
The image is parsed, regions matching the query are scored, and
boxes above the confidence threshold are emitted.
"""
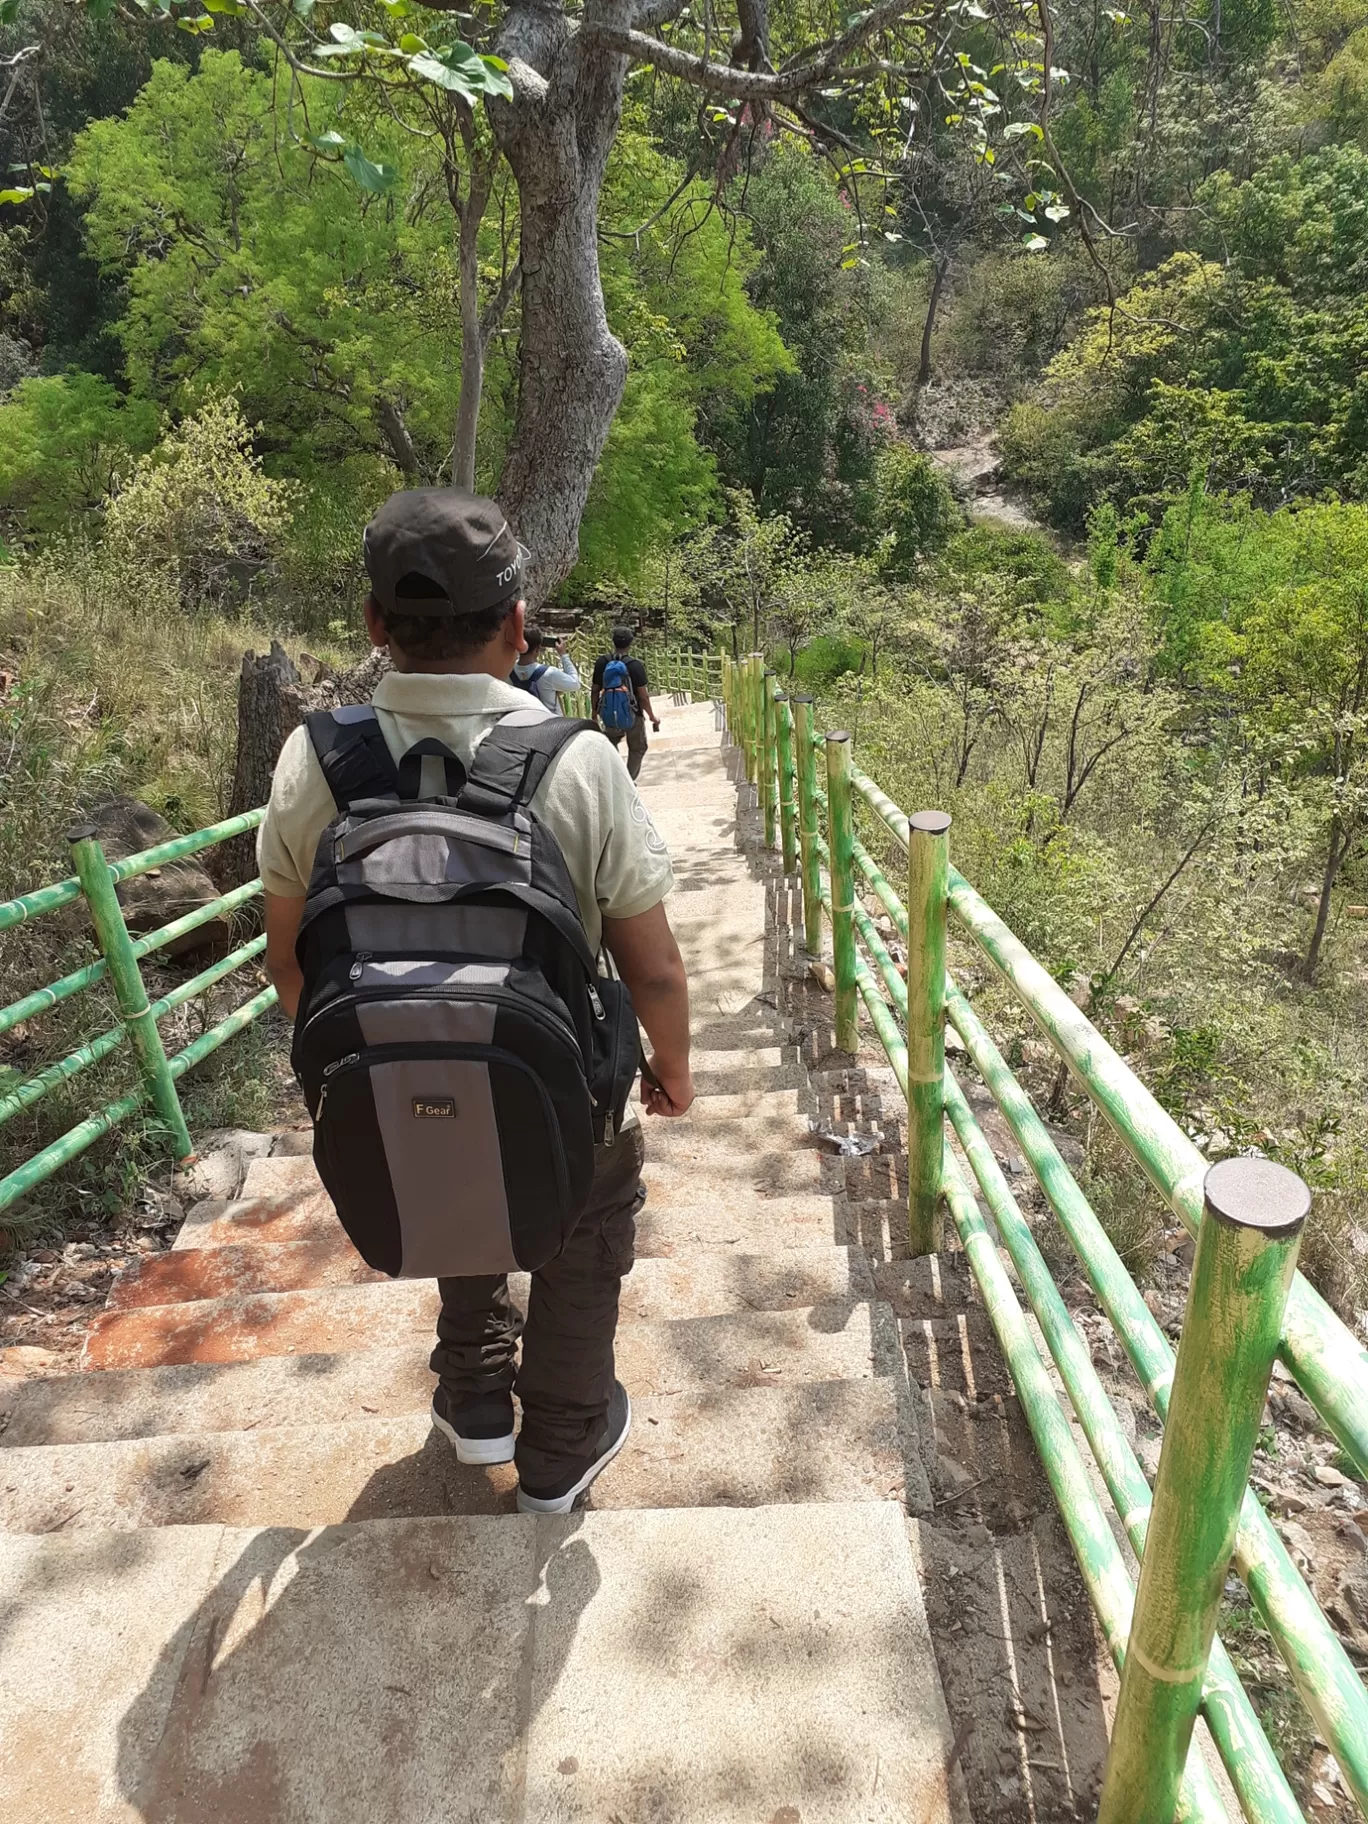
[581,0,929,101]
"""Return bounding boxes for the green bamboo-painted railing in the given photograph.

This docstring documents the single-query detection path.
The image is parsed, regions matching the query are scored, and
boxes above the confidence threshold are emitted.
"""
[0,645,719,1208]
[719,649,1368,1824]
[0,810,277,1214]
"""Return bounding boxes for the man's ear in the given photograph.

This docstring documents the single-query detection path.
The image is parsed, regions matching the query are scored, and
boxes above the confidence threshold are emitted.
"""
[509,601,528,656]
[363,596,389,650]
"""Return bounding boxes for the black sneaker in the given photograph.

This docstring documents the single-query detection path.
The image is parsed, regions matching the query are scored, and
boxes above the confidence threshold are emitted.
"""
[430,1386,516,1466]
[516,1382,632,1514]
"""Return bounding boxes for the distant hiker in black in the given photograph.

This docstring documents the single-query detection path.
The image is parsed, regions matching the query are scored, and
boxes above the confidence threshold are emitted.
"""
[592,626,659,781]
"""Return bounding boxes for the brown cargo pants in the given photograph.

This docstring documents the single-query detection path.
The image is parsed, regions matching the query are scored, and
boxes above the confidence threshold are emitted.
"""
[430,1127,644,1486]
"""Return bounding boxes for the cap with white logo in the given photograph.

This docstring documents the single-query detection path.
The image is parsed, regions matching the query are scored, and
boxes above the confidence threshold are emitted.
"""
[363,487,528,617]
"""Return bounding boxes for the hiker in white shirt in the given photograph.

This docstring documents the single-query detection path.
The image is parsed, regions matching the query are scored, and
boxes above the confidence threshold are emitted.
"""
[512,625,581,712]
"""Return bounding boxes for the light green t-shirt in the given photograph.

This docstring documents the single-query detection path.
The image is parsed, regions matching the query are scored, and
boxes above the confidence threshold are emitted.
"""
[256,670,673,952]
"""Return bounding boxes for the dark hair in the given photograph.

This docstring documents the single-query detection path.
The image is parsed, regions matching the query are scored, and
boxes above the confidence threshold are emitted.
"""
[612,625,634,651]
[523,624,546,655]
[374,589,519,662]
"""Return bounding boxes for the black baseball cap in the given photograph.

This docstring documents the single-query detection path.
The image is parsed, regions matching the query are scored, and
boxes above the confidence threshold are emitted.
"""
[363,488,527,617]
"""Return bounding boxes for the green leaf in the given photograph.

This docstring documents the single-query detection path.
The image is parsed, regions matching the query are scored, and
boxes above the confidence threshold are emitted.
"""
[292,0,316,14]
[412,39,514,96]
[1002,120,1042,138]
[408,52,478,94]
[203,0,247,12]
[399,32,428,51]
[0,0,21,21]
[175,13,215,31]
[0,187,35,205]
[1043,202,1070,221]
[377,0,412,13]
[1022,232,1048,251]
[308,129,348,151]
[324,21,391,49]
[342,143,397,194]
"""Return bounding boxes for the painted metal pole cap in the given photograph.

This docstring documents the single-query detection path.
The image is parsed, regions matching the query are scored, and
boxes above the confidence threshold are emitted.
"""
[910,810,953,836]
[1203,1156,1311,1236]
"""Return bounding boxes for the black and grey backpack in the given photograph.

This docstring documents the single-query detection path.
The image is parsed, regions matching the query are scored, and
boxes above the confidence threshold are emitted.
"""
[290,703,641,1279]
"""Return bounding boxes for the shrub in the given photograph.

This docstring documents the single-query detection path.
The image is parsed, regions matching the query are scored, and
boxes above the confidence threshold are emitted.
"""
[103,392,294,609]
[792,633,868,687]
[0,373,157,545]
[873,445,960,579]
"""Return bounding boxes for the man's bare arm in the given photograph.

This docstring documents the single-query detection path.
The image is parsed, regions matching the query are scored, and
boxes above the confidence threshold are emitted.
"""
[636,684,660,730]
[602,900,693,1116]
[264,891,307,1019]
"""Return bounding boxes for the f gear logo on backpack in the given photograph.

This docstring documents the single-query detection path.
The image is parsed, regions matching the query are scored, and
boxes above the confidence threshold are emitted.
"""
[291,703,643,1281]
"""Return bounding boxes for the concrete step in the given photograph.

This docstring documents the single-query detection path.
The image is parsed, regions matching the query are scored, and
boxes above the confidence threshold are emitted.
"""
[643,1122,828,1182]
[0,1502,960,1824]
[78,1245,878,1370]
[638,1188,842,1255]
[111,1233,384,1308]
[0,1377,906,1531]
[118,1179,847,1301]
[176,1142,831,1256]
[689,1044,807,1092]
[4,1301,898,1447]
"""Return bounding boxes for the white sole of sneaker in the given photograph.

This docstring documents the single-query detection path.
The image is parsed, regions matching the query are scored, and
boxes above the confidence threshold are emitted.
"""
[516,1393,633,1514]
[430,1405,516,1466]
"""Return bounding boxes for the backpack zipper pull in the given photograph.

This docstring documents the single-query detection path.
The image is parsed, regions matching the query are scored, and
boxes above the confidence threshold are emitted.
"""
[588,982,606,1020]
[349,952,373,984]
[324,1051,359,1077]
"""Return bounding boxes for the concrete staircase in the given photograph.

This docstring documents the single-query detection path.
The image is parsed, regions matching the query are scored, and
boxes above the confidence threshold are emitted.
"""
[0,698,966,1824]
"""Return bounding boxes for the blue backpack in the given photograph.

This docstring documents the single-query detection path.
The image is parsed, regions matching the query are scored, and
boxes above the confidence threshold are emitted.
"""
[599,657,636,731]
[512,663,548,697]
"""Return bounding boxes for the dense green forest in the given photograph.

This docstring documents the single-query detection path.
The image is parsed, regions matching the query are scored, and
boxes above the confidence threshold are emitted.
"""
[0,0,1365,1313]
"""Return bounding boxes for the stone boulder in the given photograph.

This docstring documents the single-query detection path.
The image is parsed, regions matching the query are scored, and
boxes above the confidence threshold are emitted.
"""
[86,798,227,958]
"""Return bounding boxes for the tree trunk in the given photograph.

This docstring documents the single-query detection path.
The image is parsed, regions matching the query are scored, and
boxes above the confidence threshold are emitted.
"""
[451,165,495,490]
[378,397,421,478]
[220,643,392,887]
[917,257,949,389]
[1303,816,1355,982]
[490,0,632,605]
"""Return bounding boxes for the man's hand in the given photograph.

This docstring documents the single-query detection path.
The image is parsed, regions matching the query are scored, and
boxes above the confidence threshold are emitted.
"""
[651,717,661,733]
[642,1054,695,1117]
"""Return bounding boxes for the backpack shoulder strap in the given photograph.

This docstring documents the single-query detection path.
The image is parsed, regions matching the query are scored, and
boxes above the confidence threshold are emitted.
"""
[458,710,600,817]
[305,707,400,813]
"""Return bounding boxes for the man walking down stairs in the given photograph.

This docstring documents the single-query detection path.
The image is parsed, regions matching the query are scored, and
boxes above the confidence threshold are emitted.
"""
[0,696,967,1823]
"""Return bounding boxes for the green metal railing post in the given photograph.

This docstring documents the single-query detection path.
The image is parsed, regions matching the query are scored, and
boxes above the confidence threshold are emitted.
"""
[67,826,194,1161]
[907,810,951,1255]
[761,671,778,850]
[825,733,860,1052]
[793,696,823,955]
[775,694,799,874]
[743,654,759,784]
[1098,1157,1310,1824]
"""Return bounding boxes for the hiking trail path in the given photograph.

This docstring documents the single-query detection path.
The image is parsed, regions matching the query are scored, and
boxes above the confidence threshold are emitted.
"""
[0,697,1110,1823]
